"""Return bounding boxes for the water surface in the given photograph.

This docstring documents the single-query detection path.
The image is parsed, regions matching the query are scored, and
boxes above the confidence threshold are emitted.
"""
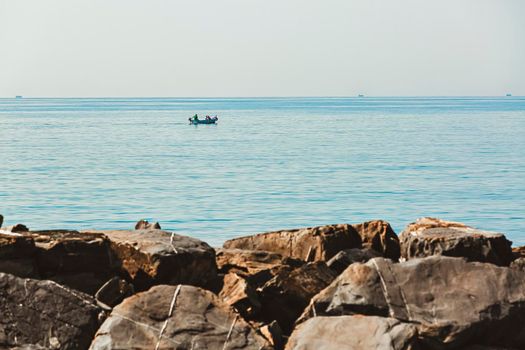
[1,97,524,246]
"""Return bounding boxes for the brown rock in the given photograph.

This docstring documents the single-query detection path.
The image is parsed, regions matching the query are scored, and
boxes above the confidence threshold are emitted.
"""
[399,217,513,266]
[90,284,272,349]
[219,272,261,319]
[0,232,37,277]
[32,230,117,294]
[260,321,283,350]
[0,272,103,350]
[326,247,382,274]
[352,220,400,260]
[223,224,361,262]
[510,257,525,272]
[95,277,134,308]
[88,229,217,291]
[286,315,420,350]
[300,256,525,349]
[258,261,337,334]
[216,248,303,286]
[134,219,161,230]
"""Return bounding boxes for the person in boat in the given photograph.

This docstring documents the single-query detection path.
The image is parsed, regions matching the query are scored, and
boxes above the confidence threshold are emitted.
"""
[205,115,211,121]
[193,114,199,121]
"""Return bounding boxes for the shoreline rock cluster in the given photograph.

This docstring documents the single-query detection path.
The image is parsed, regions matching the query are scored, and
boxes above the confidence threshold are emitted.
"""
[1,215,524,349]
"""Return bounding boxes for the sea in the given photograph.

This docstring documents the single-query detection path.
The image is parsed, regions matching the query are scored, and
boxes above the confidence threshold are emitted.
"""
[1,97,524,247]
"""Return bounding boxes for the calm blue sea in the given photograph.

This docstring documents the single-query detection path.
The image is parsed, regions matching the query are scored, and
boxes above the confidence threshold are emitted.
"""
[1,97,524,246]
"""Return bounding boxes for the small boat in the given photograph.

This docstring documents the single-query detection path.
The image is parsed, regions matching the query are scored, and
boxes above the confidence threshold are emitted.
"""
[358,94,364,97]
[506,93,512,97]
[15,95,23,99]
[188,115,218,125]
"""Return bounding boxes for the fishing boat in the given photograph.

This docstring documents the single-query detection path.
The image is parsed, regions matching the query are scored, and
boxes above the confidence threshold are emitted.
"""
[188,115,218,125]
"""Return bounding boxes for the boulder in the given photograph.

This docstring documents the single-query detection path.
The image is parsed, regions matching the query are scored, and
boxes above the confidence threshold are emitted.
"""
[510,257,525,272]
[0,272,103,349]
[352,220,401,261]
[399,217,513,266]
[259,321,283,350]
[300,256,525,349]
[90,284,272,349]
[258,261,337,334]
[219,272,261,319]
[0,232,37,277]
[223,224,362,262]
[326,248,382,274]
[134,219,161,230]
[32,230,116,294]
[95,277,134,309]
[216,248,303,286]
[88,229,217,291]
[286,315,420,350]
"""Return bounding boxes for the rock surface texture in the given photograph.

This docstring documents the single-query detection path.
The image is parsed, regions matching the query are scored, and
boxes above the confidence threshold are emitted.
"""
[286,315,420,350]
[0,272,103,350]
[88,229,217,291]
[90,284,271,350]
[352,220,401,261]
[223,224,362,262]
[301,256,525,349]
[326,248,381,274]
[399,217,513,266]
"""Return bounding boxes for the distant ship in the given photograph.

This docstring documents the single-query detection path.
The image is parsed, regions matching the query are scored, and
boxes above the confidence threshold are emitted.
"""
[506,93,512,97]
[15,95,23,99]
[358,94,365,97]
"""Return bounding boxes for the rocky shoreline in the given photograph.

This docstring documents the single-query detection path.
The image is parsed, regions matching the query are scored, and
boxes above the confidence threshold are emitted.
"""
[1,215,525,349]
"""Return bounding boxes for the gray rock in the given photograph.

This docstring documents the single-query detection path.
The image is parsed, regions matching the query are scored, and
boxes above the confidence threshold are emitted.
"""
[300,256,525,349]
[399,217,513,266]
[0,272,103,350]
[286,315,420,350]
[87,229,217,291]
[326,248,382,274]
[89,284,272,349]
[95,277,134,309]
[223,224,362,262]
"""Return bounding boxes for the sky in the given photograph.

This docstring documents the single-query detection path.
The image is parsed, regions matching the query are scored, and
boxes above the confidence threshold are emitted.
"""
[0,0,524,97]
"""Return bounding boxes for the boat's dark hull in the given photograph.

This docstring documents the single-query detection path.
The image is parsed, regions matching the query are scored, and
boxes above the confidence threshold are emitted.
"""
[189,117,218,125]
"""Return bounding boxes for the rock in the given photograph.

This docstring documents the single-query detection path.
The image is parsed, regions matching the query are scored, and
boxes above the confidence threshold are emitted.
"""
[32,230,117,294]
[219,272,261,319]
[300,256,525,349]
[258,261,337,334]
[95,277,134,309]
[0,272,103,349]
[216,248,303,286]
[0,232,37,277]
[353,220,400,261]
[510,257,525,272]
[90,284,272,349]
[399,217,513,266]
[260,321,284,350]
[88,229,217,291]
[0,214,3,227]
[512,246,525,259]
[9,223,29,233]
[134,219,161,230]
[223,224,362,262]
[326,248,382,274]
[286,315,420,350]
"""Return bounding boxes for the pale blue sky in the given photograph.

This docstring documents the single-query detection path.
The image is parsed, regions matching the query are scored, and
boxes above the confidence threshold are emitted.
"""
[1,0,524,97]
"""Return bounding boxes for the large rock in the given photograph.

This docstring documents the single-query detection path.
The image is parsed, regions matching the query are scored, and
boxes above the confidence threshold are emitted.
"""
[0,272,103,349]
[352,220,400,261]
[219,272,262,319]
[399,217,513,266]
[216,248,303,286]
[300,256,525,349]
[87,229,218,291]
[258,261,336,334]
[286,315,420,350]
[90,284,272,349]
[0,232,37,277]
[326,248,382,275]
[32,230,116,294]
[223,224,361,262]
